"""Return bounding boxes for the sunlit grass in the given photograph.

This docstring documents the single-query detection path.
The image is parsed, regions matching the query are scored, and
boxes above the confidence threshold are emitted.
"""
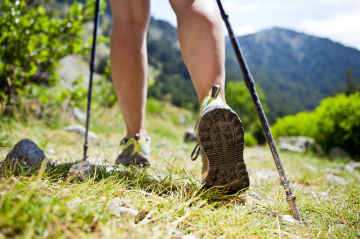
[0,104,359,238]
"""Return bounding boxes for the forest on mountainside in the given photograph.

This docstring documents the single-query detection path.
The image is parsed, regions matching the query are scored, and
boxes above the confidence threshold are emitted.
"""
[3,0,360,123]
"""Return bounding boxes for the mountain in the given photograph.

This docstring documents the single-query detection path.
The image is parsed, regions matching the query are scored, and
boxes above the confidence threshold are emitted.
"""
[225,28,360,121]
[146,20,360,122]
[52,0,360,122]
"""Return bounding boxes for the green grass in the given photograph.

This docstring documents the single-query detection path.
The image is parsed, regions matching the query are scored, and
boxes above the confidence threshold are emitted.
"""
[0,103,359,238]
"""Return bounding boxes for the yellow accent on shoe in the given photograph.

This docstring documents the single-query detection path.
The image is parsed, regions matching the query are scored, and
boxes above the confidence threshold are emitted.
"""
[116,135,151,166]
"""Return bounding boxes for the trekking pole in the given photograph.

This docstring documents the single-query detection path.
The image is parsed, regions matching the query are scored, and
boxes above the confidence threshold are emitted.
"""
[215,0,301,221]
[84,0,101,160]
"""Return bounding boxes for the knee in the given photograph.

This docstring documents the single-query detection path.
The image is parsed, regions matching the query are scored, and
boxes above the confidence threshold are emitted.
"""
[111,2,150,32]
[170,0,221,24]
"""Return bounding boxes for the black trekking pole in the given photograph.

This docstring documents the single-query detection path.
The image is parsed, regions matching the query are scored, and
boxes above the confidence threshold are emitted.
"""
[84,0,101,160]
[215,0,301,221]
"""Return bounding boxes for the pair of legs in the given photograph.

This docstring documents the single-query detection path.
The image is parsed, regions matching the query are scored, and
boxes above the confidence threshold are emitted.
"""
[110,0,225,139]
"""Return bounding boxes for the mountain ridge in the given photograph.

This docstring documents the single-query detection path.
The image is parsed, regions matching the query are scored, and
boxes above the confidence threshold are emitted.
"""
[224,27,360,120]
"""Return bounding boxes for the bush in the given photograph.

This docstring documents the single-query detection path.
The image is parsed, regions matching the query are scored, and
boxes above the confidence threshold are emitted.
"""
[0,0,97,103]
[225,81,267,144]
[244,133,258,147]
[272,93,360,159]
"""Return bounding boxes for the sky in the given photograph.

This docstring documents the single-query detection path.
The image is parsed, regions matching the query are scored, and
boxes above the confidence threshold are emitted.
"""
[150,0,360,50]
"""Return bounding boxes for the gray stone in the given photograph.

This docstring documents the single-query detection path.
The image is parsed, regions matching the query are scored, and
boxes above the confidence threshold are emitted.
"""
[317,189,330,200]
[325,167,340,175]
[173,230,183,236]
[5,139,51,169]
[62,124,99,140]
[344,162,360,172]
[67,161,94,181]
[108,202,139,218]
[278,136,323,154]
[184,128,197,143]
[182,235,199,239]
[72,107,86,123]
[154,141,168,148]
[303,164,318,173]
[45,149,55,154]
[330,147,350,159]
[326,174,347,185]
[248,191,263,200]
[279,142,304,153]
[282,215,297,224]
[57,55,101,89]
[318,192,329,200]
[251,169,278,180]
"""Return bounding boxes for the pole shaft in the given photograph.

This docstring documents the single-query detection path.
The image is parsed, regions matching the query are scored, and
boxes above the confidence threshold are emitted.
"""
[84,0,101,160]
[216,0,301,220]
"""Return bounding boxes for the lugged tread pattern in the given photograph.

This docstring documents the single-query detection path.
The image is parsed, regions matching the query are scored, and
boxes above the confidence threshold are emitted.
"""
[198,107,249,193]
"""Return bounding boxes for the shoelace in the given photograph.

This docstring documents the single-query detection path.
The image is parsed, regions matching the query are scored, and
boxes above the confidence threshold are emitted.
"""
[191,144,200,161]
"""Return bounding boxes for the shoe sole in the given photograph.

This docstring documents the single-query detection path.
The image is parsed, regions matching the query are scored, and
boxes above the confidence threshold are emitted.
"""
[116,152,151,167]
[197,106,249,193]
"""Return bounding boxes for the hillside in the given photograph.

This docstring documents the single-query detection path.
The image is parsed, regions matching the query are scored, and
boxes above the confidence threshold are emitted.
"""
[226,28,360,121]
[1,101,359,238]
[52,0,360,122]
[146,21,360,122]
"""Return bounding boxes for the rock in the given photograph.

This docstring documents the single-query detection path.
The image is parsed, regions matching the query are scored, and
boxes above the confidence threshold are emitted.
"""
[72,107,86,123]
[45,149,55,154]
[62,124,99,140]
[325,167,340,175]
[318,192,329,200]
[57,55,101,89]
[344,162,360,172]
[5,139,51,169]
[317,190,330,200]
[181,144,188,151]
[326,174,347,185]
[248,191,263,200]
[154,141,168,148]
[67,161,94,181]
[108,202,139,218]
[182,235,199,239]
[281,215,297,224]
[279,142,304,153]
[303,164,318,173]
[173,230,183,236]
[118,207,138,217]
[330,147,350,159]
[251,169,278,180]
[338,224,347,229]
[184,128,197,143]
[278,136,323,154]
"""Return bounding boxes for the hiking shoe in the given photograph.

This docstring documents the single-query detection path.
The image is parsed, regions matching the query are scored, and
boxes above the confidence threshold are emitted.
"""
[192,85,249,193]
[115,134,151,166]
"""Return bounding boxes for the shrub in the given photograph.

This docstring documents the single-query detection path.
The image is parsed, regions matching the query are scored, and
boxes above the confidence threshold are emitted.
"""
[272,93,360,159]
[244,133,258,147]
[314,93,360,157]
[226,81,267,143]
[0,0,97,103]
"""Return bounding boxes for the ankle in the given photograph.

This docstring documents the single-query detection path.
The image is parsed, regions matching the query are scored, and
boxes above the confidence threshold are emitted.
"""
[126,128,148,139]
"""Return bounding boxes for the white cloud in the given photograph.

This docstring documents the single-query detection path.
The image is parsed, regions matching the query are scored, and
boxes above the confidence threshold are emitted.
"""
[300,12,360,49]
[150,0,360,50]
[235,24,256,36]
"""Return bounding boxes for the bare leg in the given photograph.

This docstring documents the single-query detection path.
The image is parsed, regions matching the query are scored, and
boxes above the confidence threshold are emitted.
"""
[109,0,150,139]
[170,0,225,103]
